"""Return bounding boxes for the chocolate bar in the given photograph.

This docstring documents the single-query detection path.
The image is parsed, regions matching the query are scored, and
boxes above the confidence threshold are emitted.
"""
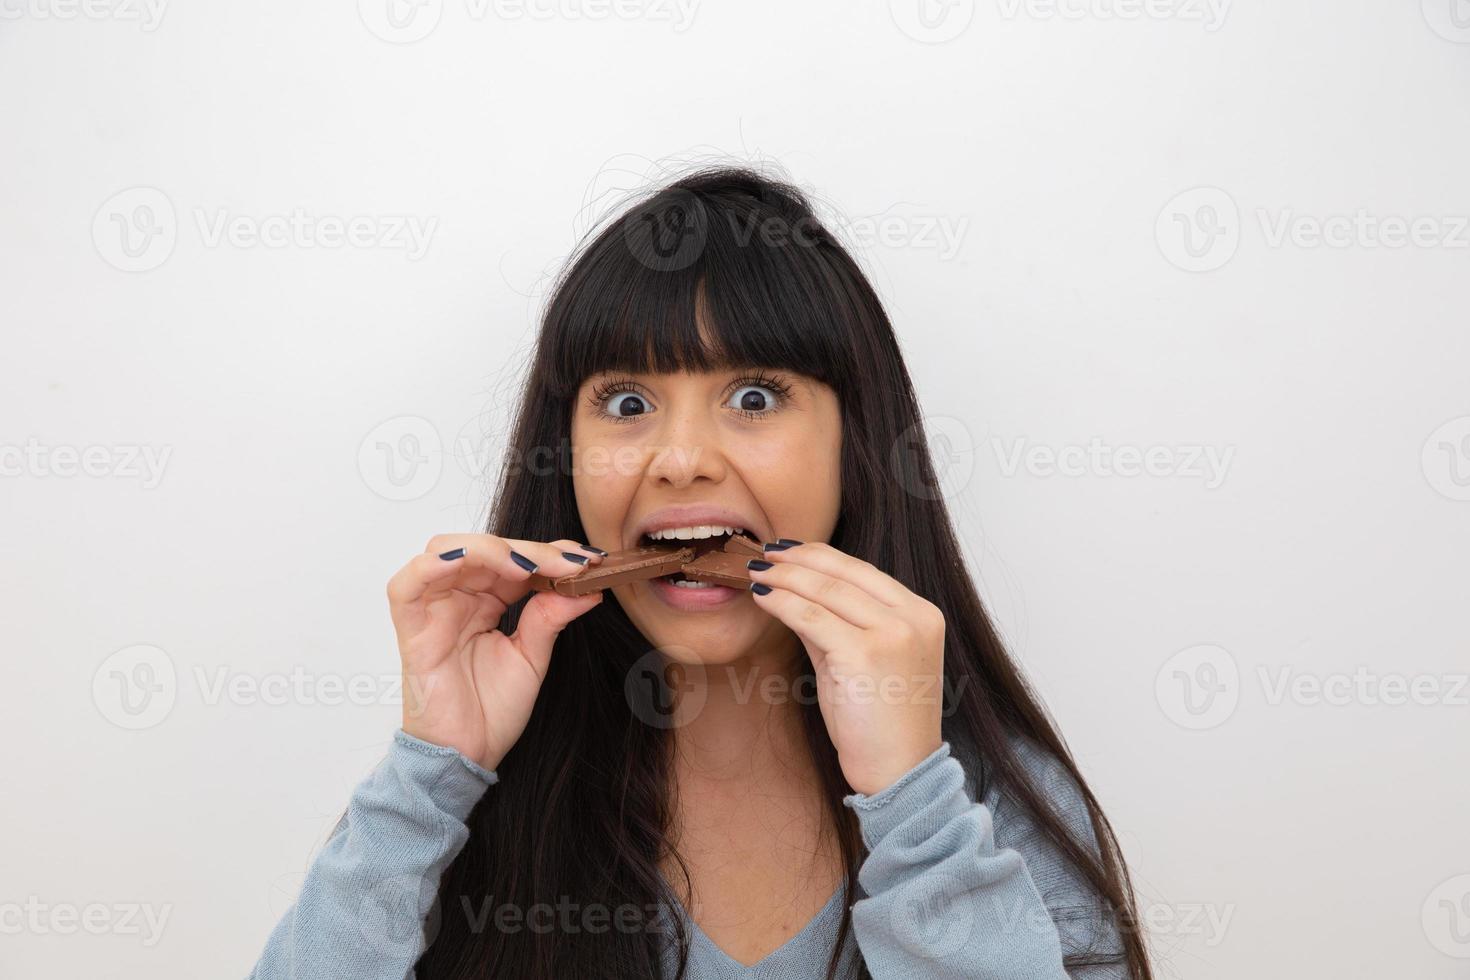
[525,544,694,596]
[524,532,765,594]
[721,533,764,558]
[679,549,756,588]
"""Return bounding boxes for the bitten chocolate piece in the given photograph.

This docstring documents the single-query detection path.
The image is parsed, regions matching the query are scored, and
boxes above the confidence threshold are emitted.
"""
[526,544,694,596]
[722,532,764,558]
[678,549,756,588]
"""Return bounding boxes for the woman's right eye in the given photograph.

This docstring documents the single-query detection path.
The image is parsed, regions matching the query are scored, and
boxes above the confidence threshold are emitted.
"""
[605,392,650,418]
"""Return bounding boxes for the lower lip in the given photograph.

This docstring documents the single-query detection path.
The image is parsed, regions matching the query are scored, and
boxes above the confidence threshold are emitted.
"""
[647,575,744,611]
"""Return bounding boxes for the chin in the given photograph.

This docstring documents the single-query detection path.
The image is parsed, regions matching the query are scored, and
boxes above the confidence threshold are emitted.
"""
[617,587,768,666]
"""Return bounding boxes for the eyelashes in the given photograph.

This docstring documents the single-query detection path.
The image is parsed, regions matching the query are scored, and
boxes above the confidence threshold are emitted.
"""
[586,371,795,424]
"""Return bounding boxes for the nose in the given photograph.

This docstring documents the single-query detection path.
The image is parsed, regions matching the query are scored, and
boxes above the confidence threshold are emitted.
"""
[644,403,728,490]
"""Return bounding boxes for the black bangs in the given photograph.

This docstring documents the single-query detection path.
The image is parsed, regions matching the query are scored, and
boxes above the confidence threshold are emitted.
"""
[539,179,860,400]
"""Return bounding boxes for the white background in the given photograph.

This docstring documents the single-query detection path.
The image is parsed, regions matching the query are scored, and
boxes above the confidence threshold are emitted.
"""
[3,1,1468,977]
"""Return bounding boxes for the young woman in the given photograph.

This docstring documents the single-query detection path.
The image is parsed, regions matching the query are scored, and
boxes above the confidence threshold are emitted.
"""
[250,167,1152,979]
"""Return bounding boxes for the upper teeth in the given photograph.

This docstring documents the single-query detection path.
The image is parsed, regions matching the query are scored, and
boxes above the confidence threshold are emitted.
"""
[646,524,745,541]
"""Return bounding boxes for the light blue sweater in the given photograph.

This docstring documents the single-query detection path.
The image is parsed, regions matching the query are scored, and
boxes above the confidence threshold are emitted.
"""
[249,730,1127,979]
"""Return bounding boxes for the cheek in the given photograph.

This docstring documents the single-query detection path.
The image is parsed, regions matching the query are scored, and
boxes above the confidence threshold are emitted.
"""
[571,437,643,544]
[743,423,842,526]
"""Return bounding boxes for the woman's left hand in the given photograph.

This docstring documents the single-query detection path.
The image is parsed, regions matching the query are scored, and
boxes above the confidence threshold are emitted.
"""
[747,541,947,796]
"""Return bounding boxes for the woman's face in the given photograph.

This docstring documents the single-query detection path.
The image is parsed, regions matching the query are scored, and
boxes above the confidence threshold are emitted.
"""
[570,363,842,666]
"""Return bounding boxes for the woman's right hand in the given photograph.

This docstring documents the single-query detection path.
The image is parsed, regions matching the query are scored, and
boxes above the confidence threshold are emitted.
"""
[387,535,606,771]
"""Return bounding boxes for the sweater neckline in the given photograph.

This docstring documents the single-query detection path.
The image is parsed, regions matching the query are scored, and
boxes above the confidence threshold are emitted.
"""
[663,882,849,974]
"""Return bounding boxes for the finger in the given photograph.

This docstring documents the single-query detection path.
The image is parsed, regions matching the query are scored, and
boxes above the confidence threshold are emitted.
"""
[760,541,910,606]
[419,534,597,603]
[745,560,886,630]
[508,589,604,678]
[748,581,863,668]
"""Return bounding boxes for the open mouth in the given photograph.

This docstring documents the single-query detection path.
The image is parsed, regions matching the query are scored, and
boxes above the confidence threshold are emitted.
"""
[638,528,751,586]
[637,528,758,590]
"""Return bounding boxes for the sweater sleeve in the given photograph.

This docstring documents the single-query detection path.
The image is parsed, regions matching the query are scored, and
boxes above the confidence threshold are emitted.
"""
[248,730,497,980]
[844,740,1128,980]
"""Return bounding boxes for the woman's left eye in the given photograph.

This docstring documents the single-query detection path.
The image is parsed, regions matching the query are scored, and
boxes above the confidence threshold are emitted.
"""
[727,384,779,415]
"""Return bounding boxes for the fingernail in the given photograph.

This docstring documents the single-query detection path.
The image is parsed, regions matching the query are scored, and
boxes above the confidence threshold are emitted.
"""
[578,544,609,557]
[509,550,539,573]
[561,551,590,565]
[777,538,804,547]
[438,547,466,561]
[763,542,791,553]
[746,559,773,572]
[750,582,773,596]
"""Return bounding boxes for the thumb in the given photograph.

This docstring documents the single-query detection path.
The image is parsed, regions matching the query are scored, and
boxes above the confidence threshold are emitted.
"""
[511,589,603,675]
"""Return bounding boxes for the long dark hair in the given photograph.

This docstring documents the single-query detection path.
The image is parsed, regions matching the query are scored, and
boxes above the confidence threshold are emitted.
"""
[415,165,1152,979]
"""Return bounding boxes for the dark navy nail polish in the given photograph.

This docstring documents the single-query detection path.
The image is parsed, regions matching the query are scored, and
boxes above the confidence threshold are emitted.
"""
[438,547,466,561]
[579,544,609,557]
[777,538,804,547]
[763,542,792,553]
[561,551,590,565]
[750,582,773,596]
[746,559,773,572]
[509,550,539,573]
